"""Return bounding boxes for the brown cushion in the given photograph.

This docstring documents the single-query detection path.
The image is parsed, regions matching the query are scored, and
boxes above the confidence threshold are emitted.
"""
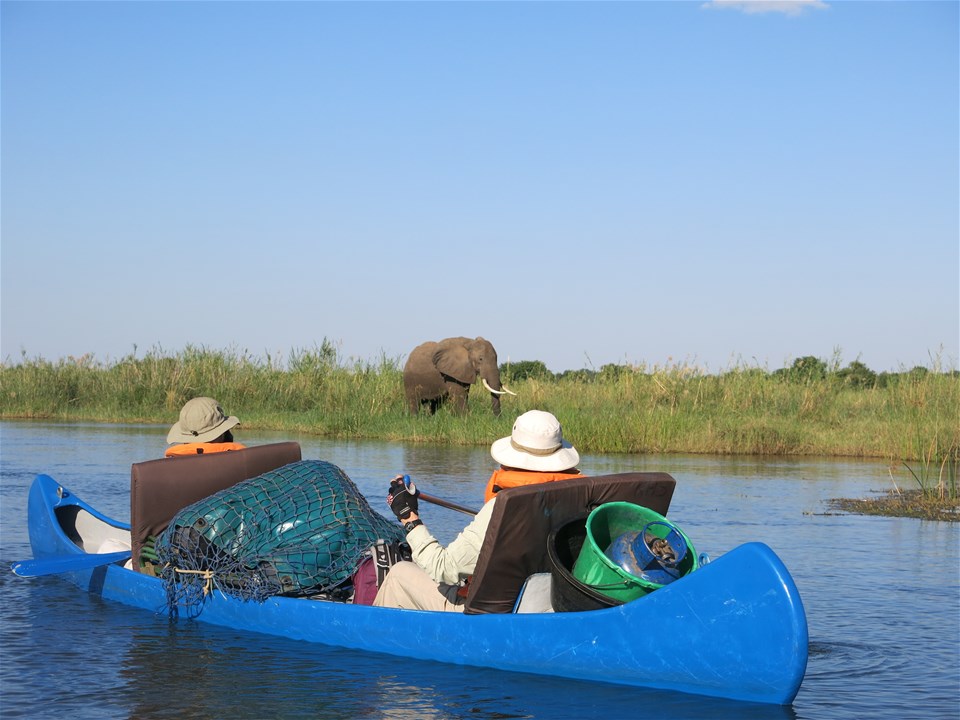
[463,472,676,614]
[130,442,302,571]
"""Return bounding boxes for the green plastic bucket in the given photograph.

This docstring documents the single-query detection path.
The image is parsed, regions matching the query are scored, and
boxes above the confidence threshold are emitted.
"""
[571,502,699,603]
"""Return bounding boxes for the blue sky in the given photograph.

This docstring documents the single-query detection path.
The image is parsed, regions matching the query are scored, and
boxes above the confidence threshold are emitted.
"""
[2,1,957,374]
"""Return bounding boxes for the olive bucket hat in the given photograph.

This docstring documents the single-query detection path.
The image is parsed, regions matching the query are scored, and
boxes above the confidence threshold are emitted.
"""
[166,397,240,444]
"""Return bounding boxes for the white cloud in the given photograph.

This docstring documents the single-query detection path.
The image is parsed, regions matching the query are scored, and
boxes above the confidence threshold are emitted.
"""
[702,0,829,17]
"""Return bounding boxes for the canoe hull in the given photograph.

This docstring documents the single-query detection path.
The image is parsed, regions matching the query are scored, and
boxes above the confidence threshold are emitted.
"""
[26,473,807,705]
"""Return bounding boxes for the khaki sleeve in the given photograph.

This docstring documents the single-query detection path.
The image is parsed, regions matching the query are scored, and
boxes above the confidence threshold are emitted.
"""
[405,498,496,585]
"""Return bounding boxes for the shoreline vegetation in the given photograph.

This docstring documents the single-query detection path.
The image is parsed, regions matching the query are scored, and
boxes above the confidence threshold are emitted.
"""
[2,344,957,521]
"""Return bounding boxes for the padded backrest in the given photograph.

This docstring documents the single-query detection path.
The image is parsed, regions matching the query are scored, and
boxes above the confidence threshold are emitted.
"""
[130,442,302,571]
[463,472,676,614]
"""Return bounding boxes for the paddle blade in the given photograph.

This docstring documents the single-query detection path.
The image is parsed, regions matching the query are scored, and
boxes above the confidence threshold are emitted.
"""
[10,551,131,577]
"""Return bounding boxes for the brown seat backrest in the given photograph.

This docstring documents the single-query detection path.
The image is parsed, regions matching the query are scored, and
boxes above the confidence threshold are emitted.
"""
[463,472,676,614]
[129,442,302,571]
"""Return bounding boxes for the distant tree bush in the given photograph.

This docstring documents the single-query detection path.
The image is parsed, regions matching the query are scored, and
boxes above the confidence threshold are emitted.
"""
[599,363,631,381]
[876,372,895,388]
[501,360,553,382]
[835,360,877,388]
[773,356,828,382]
[556,368,598,382]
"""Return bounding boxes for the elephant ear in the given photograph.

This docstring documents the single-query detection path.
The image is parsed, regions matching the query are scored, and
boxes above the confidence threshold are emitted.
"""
[434,345,475,384]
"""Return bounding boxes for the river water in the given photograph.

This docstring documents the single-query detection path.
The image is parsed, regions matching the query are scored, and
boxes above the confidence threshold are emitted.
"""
[1,420,957,720]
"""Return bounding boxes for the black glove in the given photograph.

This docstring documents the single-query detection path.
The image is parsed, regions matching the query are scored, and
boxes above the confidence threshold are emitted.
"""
[388,475,419,521]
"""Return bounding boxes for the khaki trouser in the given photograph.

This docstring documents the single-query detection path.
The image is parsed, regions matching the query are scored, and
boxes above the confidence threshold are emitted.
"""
[372,561,466,613]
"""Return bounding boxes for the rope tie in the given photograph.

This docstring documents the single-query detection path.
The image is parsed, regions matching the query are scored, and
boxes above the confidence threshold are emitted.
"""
[173,567,215,596]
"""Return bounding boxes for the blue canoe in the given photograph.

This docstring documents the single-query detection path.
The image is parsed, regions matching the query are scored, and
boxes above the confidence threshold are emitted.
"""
[19,465,808,706]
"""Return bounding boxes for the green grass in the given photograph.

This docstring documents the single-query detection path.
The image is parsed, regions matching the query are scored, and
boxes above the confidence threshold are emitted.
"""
[2,346,957,479]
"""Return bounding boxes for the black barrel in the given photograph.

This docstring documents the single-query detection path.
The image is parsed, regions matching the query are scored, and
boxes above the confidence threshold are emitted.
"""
[546,517,623,612]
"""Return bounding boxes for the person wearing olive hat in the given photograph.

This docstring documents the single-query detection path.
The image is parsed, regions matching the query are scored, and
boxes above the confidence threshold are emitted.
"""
[164,397,246,457]
[373,410,582,611]
[95,397,247,563]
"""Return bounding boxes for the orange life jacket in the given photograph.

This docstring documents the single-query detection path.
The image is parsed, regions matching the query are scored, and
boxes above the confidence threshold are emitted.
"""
[483,468,585,503]
[164,442,247,458]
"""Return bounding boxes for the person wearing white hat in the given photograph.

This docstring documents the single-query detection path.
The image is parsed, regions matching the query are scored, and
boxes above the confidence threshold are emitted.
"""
[374,410,582,612]
[483,409,583,502]
[164,397,247,457]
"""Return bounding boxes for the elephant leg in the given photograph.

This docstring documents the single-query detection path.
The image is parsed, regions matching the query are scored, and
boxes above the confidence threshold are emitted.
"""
[410,397,441,415]
[446,382,469,414]
[406,380,436,415]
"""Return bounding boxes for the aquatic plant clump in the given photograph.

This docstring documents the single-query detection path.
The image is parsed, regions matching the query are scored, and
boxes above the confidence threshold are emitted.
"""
[155,460,404,610]
[828,491,959,522]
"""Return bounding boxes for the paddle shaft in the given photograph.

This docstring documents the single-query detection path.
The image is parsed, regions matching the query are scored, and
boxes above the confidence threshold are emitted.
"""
[10,550,131,578]
[399,474,478,516]
[417,491,478,516]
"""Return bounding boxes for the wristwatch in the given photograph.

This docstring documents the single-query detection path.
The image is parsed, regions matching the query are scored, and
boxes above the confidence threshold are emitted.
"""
[404,519,424,533]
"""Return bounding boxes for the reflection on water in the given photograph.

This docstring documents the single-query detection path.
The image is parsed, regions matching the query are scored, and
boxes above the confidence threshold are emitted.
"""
[111,615,800,720]
[1,420,957,720]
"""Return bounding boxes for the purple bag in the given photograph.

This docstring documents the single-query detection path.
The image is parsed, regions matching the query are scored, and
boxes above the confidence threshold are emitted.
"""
[352,539,412,605]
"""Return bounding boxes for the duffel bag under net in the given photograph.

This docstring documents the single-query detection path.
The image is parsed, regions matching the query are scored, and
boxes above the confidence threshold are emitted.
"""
[156,459,405,609]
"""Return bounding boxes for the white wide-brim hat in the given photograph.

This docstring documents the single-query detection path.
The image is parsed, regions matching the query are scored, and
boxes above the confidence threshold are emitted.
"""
[490,410,580,472]
[166,396,240,444]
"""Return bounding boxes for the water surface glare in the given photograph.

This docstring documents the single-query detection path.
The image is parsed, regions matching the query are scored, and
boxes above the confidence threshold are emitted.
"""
[1,421,957,719]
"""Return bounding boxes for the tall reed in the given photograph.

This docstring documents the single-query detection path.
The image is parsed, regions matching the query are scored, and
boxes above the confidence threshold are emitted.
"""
[2,347,957,464]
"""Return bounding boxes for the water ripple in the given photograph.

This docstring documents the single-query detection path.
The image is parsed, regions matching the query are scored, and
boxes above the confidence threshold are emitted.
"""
[806,640,898,680]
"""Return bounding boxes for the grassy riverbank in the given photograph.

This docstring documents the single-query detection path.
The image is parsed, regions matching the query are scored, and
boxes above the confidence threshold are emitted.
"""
[4,346,957,517]
[2,344,956,463]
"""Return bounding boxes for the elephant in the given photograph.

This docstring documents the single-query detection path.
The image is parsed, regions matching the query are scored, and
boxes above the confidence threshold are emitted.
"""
[403,337,516,416]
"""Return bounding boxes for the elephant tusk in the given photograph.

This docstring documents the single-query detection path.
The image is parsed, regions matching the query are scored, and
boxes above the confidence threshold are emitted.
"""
[482,378,517,396]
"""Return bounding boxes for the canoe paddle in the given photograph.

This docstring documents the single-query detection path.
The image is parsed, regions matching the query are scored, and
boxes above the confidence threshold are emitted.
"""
[417,491,478,516]
[10,550,131,578]
[402,475,478,516]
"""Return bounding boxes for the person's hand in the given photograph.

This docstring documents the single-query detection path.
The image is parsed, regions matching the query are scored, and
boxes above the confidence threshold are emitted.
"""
[387,475,419,521]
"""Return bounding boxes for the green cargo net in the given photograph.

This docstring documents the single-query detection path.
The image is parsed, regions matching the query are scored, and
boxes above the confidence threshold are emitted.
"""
[155,460,404,610]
